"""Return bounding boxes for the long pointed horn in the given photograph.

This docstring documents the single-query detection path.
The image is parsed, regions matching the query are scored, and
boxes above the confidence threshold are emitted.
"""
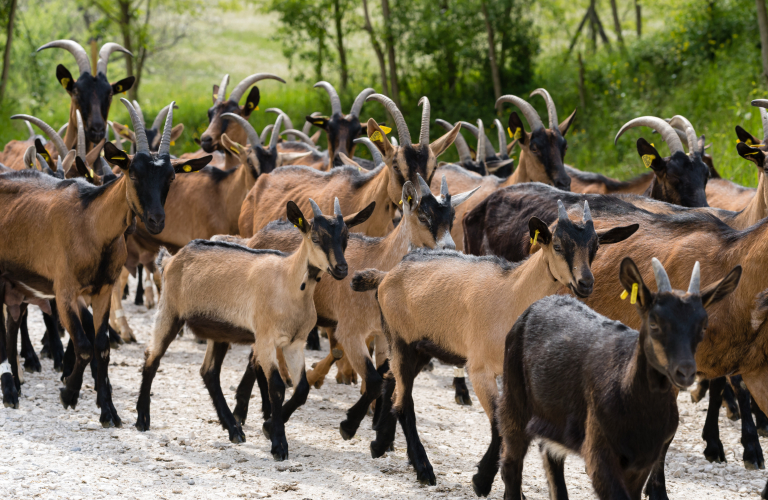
[304,112,321,136]
[108,121,123,150]
[416,173,431,196]
[151,103,176,132]
[418,96,431,147]
[334,197,342,217]
[476,119,486,164]
[440,174,449,197]
[76,110,86,161]
[279,129,317,148]
[349,88,376,117]
[583,201,592,223]
[436,119,472,164]
[158,101,175,156]
[529,88,559,131]
[652,257,672,293]
[269,114,284,150]
[37,40,91,75]
[96,42,132,75]
[494,119,508,157]
[367,93,411,146]
[36,153,53,175]
[314,81,342,116]
[215,74,230,104]
[266,108,294,140]
[221,112,261,147]
[260,124,273,146]
[557,200,568,223]
[688,261,701,295]
[229,73,285,104]
[120,98,149,153]
[57,122,68,138]
[458,121,495,157]
[668,115,698,154]
[308,198,322,218]
[11,115,68,158]
[24,121,35,141]
[752,99,768,143]
[132,100,145,127]
[496,95,544,131]
[353,137,384,167]
[614,116,684,153]
[23,146,36,169]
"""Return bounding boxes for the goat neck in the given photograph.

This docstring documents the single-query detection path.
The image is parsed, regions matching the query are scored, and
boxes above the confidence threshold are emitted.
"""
[87,175,136,244]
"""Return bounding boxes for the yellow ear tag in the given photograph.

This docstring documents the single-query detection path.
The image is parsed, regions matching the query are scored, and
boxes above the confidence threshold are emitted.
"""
[255,105,259,111]
[398,200,403,205]
[247,102,254,109]
[630,283,638,304]
[170,141,175,146]
[642,154,655,168]
[530,229,539,246]
[115,85,122,92]
[746,139,753,146]
[745,150,760,155]
[407,195,412,203]
[88,168,94,177]
[513,127,522,140]
[379,125,392,135]
[358,167,363,172]
[111,156,125,161]
[60,77,70,89]
[183,165,192,172]
[231,146,240,155]
[620,290,629,300]
[213,93,218,100]
[297,217,303,229]
[507,127,513,138]
[371,131,383,142]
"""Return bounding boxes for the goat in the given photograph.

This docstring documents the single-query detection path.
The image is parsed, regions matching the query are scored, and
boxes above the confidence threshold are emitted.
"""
[111,103,184,153]
[135,198,372,456]
[0,99,210,424]
[198,72,285,168]
[37,40,134,149]
[495,258,740,500]
[351,202,637,485]
[238,94,461,238]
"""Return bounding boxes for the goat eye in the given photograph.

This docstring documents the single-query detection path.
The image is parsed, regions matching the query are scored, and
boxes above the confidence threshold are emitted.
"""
[553,244,562,252]
[530,145,538,153]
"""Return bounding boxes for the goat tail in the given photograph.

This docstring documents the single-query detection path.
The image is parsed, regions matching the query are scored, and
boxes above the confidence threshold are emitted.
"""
[350,269,386,292]
[155,247,172,276]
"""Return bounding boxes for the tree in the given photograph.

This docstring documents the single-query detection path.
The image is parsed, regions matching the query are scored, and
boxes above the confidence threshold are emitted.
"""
[481,0,502,106]
[758,0,768,80]
[361,0,389,96]
[381,0,400,107]
[331,0,348,91]
[0,0,17,104]
[609,0,624,46]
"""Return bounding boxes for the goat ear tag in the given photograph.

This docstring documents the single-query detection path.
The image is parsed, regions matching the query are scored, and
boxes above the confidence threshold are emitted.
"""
[508,127,522,140]
[170,141,175,146]
[642,154,655,168]
[111,155,126,161]
[746,139,753,146]
[247,102,254,110]
[620,290,629,300]
[370,131,383,142]
[183,165,192,172]
[230,145,240,155]
[630,283,638,304]
[529,229,539,246]
[60,77,70,89]
[297,217,303,229]
[115,85,122,92]
[379,125,392,135]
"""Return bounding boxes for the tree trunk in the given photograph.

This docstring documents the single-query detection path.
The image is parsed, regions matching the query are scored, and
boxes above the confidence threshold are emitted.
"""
[316,30,324,83]
[0,0,17,104]
[333,0,348,91]
[481,0,502,107]
[758,0,768,80]
[609,0,624,45]
[362,0,389,96]
[132,0,152,101]
[118,0,136,100]
[380,0,400,108]
[635,0,642,37]
[578,52,586,109]
[498,0,513,80]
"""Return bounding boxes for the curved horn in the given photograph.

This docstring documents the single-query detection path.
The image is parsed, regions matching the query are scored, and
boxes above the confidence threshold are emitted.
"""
[266,108,294,140]
[440,174,449,197]
[37,40,90,75]
[557,200,568,223]
[269,114,284,150]
[614,116,684,153]
[353,137,384,167]
[158,101,175,156]
[24,121,35,141]
[36,153,53,175]
[57,122,68,138]
[229,73,285,105]
[260,124,273,146]
[314,81,342,116]
[418,96,431,147]
[96,42,132,75]
[496,95,544,131]
[334,197,342,217]
[279,129,317,148]
[436,119,472,164]
[349,87,376,117]
[476,119,486,164]
[23,146,36,169]
[221,112,261,147]
[308,198,322,218]
[76,110,86,161]
[215,74,230,104]
[11,115,68,158]
[583,201,592,223]
[303,111,321,136]
[120,98,149,153]
[132,100,145,127]
[416,173,431,196]
[367,93,412,146]
[668,115,698,154]
[529,88,559,131]
[494,119,508,157]
[753,100,768,143]
[150,103,177,131]
[688,261,701,295]
[651,257,672,293]
[108,121,123,150]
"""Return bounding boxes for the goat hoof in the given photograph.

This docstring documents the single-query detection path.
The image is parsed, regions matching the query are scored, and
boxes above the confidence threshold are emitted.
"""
[703,444,726,464]
[313,380,324,390]
[135,411,150,432]
[743,449,765,470]
[2,374,19,409]
[370,440,390,459]
[262,420,273,440]
[455,395,473,406]
[23,356,41,373]
[471,475,493,497]
[233,411,246,426]
[271,449,288,461]
[229,430,246,444]
[101,419,116,429]
[758,426,768,438]
[339,421,357,440]
[416,468,436,486]
[421,361,434,372]
[59,387,79,409]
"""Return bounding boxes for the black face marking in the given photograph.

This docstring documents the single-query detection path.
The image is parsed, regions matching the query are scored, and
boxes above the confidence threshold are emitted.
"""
[126,152,177,234]
[527,129,571,190]
[552,220,599,270]
[325,113,363,166]
[402,145,432,184]
[416,193,454,242]
[254,145,279,175]
[311,215,349,279]
[654,151,709,208]
[71,72,113,144]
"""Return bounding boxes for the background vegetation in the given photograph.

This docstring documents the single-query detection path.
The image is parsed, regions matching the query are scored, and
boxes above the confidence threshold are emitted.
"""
[0,0,766,186]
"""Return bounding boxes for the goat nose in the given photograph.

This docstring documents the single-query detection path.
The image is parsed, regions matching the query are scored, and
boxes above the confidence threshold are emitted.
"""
[674,361,697,387]
[334,263,348,278]
[578,275,594,290]
[145,213,165,233]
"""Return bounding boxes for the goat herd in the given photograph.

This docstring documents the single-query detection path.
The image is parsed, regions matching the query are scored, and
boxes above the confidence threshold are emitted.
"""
[0,38,766,499]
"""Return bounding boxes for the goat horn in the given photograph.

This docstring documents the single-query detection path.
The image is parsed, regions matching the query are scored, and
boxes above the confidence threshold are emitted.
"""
[280,129,317,148]
[557,200,568,222]
[269,114,284,150]
[120,98,149,153]
[494,119,508,157]
[668,116,699,154]
[57,122,68,138]
[76,110,86,161]
[132,100,145,127]
[651,257,672,293]
[476,119,486,164]
[496,95,544,132]
[334,197,342,217]
[418,96,430,147]
[459,121,495,159]
[96,42,131,76]
[108,121,123,150]
[216,74,230,104]
[367,93,412,146]
[440,175,449,197]
[23,146,35,169]
[353,137,384,167]
[221,112,261,147]
[614,116,684,154]
[308,198,322,218]
[36,153,53,175]
[266,108,294,140]
[229,73,285,105]
[24,121,35,141]
[350,88,376,118]
[688,261,701,295]
[314,81,342,116]
[260,124,273,146]
[151,103,177,132]
[583,201,592,223]
[158,101,175,156]
[37,40,90,75]
[436,119,472,164]
[416,173,431,197]
[754,100,768,144]
[304,112,321,136]
[98,156,111,176]
[529,88,559,131]
[11,115,68,159]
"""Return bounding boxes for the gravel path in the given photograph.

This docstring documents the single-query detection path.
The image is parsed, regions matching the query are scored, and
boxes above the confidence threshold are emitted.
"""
[1,277,766,499]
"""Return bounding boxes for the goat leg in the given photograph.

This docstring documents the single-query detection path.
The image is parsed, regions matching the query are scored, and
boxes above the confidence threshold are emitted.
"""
[472,401,503,497]
[91,290,121,427]
[583,428,632,500]
[0,287,17,409]
[58,299,93,410]
[201,341,244,443]
[233,350,258,425]
[753,397,768,437]
[306,347,343,389]
[340,359,384,440]
[3,303,25,408]
[453,366,472,406]
[79,306,99,383]
[498,426,529,500]
[264,367,289,461]
[134,264,144,306]
[255,364,271,421]
[644,439,671,500]
[722,382,740,421]
[701,377,727,463]
[19,309,41,373]
[41,301,64,372]
[371,374,397,458]
[305,326,321,351]
[731,376,766,470]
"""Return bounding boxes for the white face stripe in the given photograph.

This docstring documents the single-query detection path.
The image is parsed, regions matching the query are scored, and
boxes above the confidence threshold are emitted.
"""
[437,230,455,250]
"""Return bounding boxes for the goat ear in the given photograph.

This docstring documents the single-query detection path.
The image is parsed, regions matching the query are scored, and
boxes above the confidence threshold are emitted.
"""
[619,257,652,310]
[558,108,577,136]
[701,265,741,309]
[528,217,552,247]
[111,76,135,95]
[220,133,245,159]
[243,87,260,117]
[34,139,53,167]
[367,118,395,157]
[401,181,419,213]
[338,153,360,168]
[306,115,330,130]
[286,201,309,233]
[636,138,664,172]
[60,150,76,174]
[170,124,185,144]
[310,130,322,144]
[111,121,135,143]
[508,112,529,146]
[737,142,766,168]
[212,84,220,104]
[736,125,760,146]
[71,156,92,181]
[104,142,131,170]
[344,201,376,228]
[172,156,211,174]
[597,223,639,245]
[55,64,74,92]
[86,139,106,166]
[430,122,462,158]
